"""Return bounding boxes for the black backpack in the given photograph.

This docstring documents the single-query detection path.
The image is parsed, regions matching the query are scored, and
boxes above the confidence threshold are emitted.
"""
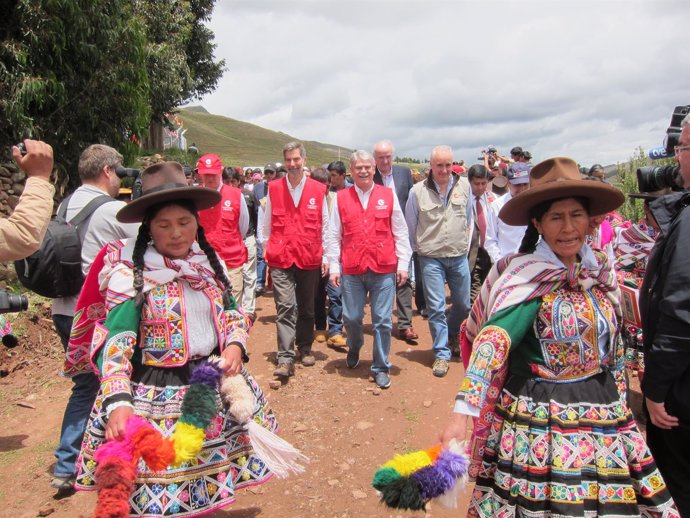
[14,193,114,298]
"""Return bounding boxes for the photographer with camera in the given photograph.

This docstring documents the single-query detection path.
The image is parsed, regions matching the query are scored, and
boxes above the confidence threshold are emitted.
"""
[640,110,690,516]
[50,144,139,494]
[2,140,55,261]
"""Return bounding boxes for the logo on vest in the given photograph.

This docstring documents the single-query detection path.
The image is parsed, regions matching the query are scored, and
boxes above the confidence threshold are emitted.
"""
[375,198,388,210]
[307,197,317,209]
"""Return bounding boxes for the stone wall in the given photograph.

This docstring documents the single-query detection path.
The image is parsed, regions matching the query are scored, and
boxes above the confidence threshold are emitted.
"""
[0,162,28,216]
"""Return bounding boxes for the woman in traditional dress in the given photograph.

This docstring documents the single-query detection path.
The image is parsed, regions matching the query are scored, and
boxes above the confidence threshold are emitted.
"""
[74,162,277,516]
[441,157,678,517]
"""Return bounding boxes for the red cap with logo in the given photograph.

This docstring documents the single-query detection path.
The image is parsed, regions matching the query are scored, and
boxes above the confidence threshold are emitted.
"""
[197,153,223,175]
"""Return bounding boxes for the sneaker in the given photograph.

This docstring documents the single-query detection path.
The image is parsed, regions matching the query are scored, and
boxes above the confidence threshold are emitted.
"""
[374,372,391,389]
[301,353,316,367]
[51,474,76,492]
[449,335,461,359]
[327,334,347,347]
[273,362,295,377]
[346,349,360,369]
[314,330,327,343]
[432,359,450,377]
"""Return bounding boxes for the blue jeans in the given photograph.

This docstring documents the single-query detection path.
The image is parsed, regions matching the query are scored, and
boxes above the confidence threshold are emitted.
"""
[341,272,395,373]
[256,241,266,289]
[419,256,471,361]
[52,314,100,478]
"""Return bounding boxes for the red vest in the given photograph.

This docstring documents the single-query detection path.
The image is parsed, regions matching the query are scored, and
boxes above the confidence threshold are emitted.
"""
[337,185,397,275]
[198,184,248,268]
[265,177,326,270]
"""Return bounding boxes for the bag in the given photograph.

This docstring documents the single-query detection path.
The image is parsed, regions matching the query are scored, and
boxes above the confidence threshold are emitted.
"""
[14,193,114,298]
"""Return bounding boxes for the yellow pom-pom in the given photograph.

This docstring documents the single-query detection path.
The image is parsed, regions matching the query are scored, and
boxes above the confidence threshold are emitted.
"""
[172,422,206,467]
[382,450,433,476]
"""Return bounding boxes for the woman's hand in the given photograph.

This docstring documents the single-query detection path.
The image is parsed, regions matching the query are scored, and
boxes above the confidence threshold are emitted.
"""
[106,405,133,442]
[222,344,244,376]
[439,412,470,449]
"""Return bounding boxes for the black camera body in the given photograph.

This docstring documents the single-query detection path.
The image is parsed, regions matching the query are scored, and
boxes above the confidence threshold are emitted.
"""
[0,291,28,314]
[664,105,690,155]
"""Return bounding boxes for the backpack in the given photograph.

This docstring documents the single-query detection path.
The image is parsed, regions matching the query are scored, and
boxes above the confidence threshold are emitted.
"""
[14,193,114,298]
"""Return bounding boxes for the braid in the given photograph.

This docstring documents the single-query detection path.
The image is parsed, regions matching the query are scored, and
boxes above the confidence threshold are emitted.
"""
[519,222,540,254]
[132,223,151,308]
[196,226,235,309]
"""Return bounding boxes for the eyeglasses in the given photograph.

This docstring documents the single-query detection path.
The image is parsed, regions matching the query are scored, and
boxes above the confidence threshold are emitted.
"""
[674,145,690,155]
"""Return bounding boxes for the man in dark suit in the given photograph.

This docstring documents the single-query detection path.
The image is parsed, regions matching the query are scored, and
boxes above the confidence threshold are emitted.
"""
[373,139,417,342]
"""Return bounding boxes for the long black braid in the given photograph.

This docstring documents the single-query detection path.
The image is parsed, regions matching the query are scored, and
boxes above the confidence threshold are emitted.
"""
[196,225,235,309]
[518,222,540,254]
[132,223,152,308]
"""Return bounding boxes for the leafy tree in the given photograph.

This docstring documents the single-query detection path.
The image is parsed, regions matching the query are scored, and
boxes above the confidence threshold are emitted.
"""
[0,0,150,189]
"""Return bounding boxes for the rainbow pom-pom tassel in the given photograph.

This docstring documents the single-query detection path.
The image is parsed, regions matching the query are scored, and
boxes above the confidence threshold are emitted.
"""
[372,440,469,510]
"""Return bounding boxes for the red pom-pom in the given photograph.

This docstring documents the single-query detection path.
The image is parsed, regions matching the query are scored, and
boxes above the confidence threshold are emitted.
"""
[131,427,175,472]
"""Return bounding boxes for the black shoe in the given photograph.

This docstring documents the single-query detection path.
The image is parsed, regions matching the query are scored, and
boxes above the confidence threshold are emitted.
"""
[255,286,265,296]
[346,349,360,369]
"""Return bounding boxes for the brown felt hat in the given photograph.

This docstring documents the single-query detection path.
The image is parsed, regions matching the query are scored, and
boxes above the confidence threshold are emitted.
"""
[499,157,625,226]
[116,161,221,223]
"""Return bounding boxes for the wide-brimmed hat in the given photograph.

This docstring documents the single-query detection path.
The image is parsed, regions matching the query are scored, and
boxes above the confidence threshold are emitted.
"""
[499,157,624,226]
[117,161,221,223]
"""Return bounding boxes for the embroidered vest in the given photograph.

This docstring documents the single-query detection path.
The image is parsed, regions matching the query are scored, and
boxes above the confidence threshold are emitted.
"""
[337,185,397,275]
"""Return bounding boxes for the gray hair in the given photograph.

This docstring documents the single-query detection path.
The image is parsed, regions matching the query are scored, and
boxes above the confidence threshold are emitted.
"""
[78,144,123,181]
[373,139,395,155]
[430,145,453,162]
[349,150,375,168]
[283,141,306,158]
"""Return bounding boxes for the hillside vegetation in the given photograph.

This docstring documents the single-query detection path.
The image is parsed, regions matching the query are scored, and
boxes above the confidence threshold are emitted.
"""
[178,107,353,167]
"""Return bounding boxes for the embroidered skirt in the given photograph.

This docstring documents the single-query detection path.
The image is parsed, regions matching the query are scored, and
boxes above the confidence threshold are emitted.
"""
[468,371,678,518]
[75,361,277,517]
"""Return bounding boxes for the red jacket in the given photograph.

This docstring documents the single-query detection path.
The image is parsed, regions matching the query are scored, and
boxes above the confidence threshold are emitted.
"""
[337,185,397,275]
[265,177,326,270]
[198,184,248,268]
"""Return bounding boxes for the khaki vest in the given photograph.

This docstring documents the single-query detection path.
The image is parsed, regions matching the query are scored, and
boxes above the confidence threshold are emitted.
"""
[413,176,471,258]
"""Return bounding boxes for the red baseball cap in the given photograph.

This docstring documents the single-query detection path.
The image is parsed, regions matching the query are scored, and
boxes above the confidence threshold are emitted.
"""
[197,153,223,175]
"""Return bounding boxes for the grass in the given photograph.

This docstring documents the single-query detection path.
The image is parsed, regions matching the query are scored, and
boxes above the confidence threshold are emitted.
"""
[177,108,353,167]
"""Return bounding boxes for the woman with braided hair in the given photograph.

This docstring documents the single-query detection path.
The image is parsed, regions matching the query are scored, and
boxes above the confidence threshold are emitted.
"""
[74,162,278,516]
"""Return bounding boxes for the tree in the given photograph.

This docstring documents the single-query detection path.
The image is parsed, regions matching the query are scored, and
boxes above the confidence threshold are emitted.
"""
[131,0,225,149]
[0,0,150,190]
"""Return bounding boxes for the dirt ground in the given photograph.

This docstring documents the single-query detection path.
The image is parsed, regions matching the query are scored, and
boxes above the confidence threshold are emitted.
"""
[0,294,646,518]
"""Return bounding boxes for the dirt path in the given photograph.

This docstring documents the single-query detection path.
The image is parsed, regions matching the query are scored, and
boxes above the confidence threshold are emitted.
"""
[0,295,477,518]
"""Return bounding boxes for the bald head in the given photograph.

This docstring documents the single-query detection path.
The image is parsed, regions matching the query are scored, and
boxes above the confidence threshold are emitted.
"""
[373,140,394,175]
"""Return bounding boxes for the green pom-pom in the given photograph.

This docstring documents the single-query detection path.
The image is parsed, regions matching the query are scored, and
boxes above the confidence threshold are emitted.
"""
[372,467,401,490]
[380,476,425,510]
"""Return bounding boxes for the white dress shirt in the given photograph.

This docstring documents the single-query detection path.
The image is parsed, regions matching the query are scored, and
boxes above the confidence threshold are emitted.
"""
[484,191,526,262]
[326,184,412,274]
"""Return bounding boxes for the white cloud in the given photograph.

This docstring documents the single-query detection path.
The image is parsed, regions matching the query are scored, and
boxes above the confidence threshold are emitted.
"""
[198,0,690,166]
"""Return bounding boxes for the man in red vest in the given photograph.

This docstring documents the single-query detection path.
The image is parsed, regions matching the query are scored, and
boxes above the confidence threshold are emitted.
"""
[327,150,412,389]
[196,153,249,303]
[262,142,328,378]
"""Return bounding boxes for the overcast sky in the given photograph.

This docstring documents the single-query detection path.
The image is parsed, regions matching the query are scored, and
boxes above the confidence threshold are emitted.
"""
[198,0,690,167]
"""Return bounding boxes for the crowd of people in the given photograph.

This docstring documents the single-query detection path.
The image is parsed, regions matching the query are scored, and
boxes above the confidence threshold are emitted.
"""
[6,120,690,517]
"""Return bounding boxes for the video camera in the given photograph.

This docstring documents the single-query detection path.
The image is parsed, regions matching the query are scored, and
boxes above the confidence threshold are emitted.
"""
[0,291,28,349]
[636,105,689,193]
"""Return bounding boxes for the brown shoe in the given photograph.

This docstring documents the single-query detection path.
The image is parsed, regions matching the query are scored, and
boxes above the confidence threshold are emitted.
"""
[301,353,316,367]
[273,363,295,377]
[399,327,418,342]
[327,334,347,347]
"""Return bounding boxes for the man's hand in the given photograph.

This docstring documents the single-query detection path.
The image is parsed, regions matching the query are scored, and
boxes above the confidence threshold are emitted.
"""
[321,262,329,277]
[396,270,408,287]
[439,413,469,449]
[646,398,679,429]
[12,139,53,181]
[329,272,340,288]
[105,405,133,442]
[222,344,244,376]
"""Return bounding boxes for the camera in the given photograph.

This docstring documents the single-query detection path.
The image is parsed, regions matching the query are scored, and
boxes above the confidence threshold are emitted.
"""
[0,291,28,314]
[115,165,140,179]
[636,165,682,192]
[664,105,690,155]
[14,142,27,156]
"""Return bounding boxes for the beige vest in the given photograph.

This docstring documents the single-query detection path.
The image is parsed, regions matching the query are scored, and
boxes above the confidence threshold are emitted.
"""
[414,176,471,258]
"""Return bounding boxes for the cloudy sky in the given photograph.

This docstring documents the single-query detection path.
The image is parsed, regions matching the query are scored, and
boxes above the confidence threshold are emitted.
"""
[198,1,690,167]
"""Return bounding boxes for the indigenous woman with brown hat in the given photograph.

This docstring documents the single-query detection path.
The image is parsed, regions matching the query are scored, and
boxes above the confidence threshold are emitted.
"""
[440,157,678,517]
[73,162,280,516]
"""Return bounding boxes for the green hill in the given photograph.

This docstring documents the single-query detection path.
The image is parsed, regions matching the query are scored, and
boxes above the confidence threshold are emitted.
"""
[178,107,353,167]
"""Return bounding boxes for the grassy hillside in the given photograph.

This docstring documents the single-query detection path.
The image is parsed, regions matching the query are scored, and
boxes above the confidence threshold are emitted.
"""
[178,108,352,167]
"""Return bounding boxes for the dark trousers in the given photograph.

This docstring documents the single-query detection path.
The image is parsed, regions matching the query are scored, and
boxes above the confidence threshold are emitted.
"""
[271,266,320,364]
[395,280,414,330]
[646,418,690,517]
[314,273,343,336]
[413,253,426,312]
[470,247,492,305]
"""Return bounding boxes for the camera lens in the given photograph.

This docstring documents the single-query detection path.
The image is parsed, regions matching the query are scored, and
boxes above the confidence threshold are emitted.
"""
[636,165,682,192]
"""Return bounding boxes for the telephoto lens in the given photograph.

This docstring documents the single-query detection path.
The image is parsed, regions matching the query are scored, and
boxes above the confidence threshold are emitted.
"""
[0,291,28,314]
[636,165,682,192]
